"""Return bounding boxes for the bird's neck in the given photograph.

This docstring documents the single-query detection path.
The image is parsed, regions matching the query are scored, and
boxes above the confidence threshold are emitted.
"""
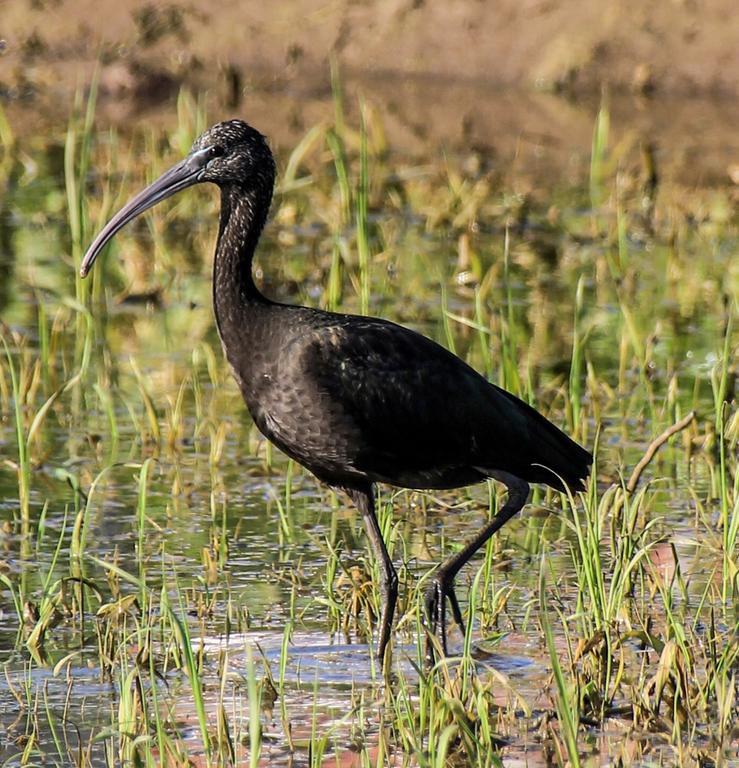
[212,183,273,346]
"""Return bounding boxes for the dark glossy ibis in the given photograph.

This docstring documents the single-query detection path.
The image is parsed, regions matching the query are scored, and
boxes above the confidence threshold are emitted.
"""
[81,120,592,660]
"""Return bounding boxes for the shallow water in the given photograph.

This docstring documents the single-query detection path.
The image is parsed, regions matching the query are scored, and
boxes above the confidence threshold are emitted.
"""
[0,96,737,765]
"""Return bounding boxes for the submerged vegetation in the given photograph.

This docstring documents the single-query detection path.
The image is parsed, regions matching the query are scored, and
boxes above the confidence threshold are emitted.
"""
[0,82,737,766]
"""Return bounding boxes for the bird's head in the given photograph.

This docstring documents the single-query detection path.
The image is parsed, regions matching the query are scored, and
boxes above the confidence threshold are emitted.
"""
[80,119,274,278]
[190,120,274,187]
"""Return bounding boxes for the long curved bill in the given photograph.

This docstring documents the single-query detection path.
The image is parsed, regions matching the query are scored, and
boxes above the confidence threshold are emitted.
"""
[79,148,211,278]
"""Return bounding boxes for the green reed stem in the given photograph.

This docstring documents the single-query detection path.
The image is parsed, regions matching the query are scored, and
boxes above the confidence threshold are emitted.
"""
[2,336,30,524]
[168,598,212,763]
[356,102,371,315]
[540,556,581,768]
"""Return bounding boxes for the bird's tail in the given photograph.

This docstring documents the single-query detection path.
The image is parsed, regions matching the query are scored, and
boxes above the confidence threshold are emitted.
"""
[498,388,593,492]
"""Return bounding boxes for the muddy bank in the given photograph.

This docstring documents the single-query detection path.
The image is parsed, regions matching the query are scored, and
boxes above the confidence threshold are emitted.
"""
[2,0,739,190]
[3,0,739,101]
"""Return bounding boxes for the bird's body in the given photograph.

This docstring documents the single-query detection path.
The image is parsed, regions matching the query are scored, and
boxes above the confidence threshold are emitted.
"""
[81,120,592,660]
[222,302,586,494]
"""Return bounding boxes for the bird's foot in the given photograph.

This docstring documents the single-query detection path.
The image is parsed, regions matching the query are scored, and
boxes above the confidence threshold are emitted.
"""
[423,572,466,662]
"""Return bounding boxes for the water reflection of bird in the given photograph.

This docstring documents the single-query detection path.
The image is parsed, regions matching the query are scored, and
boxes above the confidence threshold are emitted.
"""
[81,120,592,661]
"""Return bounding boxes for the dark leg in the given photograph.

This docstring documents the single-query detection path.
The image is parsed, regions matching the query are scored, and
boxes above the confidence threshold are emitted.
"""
[424,472,530,657]
[346,486,398,661]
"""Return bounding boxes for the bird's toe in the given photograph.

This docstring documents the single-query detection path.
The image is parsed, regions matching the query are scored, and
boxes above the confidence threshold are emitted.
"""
[423,575,453,659]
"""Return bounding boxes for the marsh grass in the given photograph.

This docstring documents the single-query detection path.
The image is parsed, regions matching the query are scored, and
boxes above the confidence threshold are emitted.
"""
[0,84,736,767]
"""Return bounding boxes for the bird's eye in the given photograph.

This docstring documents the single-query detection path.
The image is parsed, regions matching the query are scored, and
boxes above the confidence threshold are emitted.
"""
[208,145,225,159]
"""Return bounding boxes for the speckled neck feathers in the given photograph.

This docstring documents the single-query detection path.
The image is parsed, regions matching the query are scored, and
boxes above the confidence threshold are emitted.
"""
[212,172,275,353]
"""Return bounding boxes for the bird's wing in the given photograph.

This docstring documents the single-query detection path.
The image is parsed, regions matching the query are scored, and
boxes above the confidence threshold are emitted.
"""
[270,314,537,488]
